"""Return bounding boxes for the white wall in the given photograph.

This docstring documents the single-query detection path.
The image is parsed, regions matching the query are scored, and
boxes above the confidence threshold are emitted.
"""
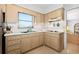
[68,20,79,33]
[47,20,64,32]
[64,4,79,10]
[64,4,79,49]
[66,6,79,33]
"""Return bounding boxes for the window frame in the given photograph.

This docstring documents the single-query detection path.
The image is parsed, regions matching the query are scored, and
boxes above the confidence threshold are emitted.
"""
[18,12,34,29]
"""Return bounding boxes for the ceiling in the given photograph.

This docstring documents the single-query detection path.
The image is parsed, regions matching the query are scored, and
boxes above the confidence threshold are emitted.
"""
[64,4,79,10]
[17,4,63,14]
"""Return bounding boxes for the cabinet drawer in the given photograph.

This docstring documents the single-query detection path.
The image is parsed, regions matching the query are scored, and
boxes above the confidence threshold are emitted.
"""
[6,44,20,52]
[29,33,39,37]
[31,37,39,43]
[47,34,59,38]
[6,39,20,46]
[46,36,59,40]
[6,36,14,41]
[6,36,20,41]
[7,49,20,54]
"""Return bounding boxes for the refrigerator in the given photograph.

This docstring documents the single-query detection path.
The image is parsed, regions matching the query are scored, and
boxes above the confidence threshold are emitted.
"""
[0,8,3,54]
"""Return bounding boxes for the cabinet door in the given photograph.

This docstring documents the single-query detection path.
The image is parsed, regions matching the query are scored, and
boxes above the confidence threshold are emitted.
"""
[39,33,44,45]
[45,36,51,46]
[67,33,77,44]
[6,36,21,54]
[21,35,31,53]
[7,49,20,54]
[6,5,18,23]
[31,36,40,49]
[50,38,60,50]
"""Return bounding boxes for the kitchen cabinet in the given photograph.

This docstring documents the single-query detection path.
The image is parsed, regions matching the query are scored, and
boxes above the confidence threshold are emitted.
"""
[5,32,64,53]
[67,33,79,45]
[21,35,31,53]
[21,32,44,53]
[45,32,64,51]
[5,36,21,54]
[6,5,18,23]
[31,36,40,48]
[39,32,44,45]
[6,5,44,24]
[45,8,64,22]
[5,32,44,54]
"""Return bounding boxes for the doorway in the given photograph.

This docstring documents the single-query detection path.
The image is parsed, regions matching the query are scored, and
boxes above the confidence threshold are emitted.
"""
[66,7,79,53]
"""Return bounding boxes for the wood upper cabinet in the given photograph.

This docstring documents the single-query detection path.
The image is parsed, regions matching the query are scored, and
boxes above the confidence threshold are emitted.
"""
[45,32,64,51]
[48,8,64,20]
[6,5,18,23]
[45,8,64,23]
[6,5,44,24]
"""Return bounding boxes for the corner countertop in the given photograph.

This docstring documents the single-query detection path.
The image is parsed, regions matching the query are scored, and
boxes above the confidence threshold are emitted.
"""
[4,31,64,36]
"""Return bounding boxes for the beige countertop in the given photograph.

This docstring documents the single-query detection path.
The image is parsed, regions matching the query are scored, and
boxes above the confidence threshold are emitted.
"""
[4,31,43,36]
[4,31,64,36]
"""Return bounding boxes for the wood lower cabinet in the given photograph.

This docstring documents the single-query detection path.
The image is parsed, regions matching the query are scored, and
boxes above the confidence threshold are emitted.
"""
[31,36,40,49]
[5,36,21,54]
[5,32,64,53]
[45,32,64,51]
[5,32,44,54]
[21,32,44,53]
[39,32,44,45]
[67,33,79,45]
[21,35,31,53]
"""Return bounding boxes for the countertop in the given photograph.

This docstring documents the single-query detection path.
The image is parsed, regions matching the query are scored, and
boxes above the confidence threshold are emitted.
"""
[4,32,43,36]
[4,31,64,36]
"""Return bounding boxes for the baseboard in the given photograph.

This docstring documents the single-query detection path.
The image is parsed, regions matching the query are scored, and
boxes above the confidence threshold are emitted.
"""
[44,44,62,52]
[22,44,44,54]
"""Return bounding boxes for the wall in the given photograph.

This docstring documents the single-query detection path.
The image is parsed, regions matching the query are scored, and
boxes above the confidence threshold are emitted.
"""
[67,7,79,33]
[67,20,79,33]
[5,4,45,32]
[44,8,64,32]
[0,4,6,12]
[47,20,64,32]
[64,4,79,48]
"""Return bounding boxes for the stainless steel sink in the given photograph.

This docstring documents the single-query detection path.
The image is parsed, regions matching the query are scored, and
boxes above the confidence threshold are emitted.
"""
[49,31,58,32]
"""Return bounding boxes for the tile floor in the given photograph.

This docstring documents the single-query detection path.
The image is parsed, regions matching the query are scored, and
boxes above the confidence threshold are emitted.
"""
[66,43,79,54]
[27,46,58,54]
[26,43,79,54]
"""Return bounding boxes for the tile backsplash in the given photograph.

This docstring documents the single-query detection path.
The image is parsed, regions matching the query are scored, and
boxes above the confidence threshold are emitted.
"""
[5,20,64,33]
[5,23,45,33]
[47,20,65,32]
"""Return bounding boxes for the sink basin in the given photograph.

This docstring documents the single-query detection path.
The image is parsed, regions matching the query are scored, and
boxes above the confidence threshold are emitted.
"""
[49,31,58,32]
[21,31,36,33]
[21,31,28,33]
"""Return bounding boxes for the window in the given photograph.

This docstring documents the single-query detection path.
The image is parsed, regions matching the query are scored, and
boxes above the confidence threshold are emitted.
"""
[18,12,33,28]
